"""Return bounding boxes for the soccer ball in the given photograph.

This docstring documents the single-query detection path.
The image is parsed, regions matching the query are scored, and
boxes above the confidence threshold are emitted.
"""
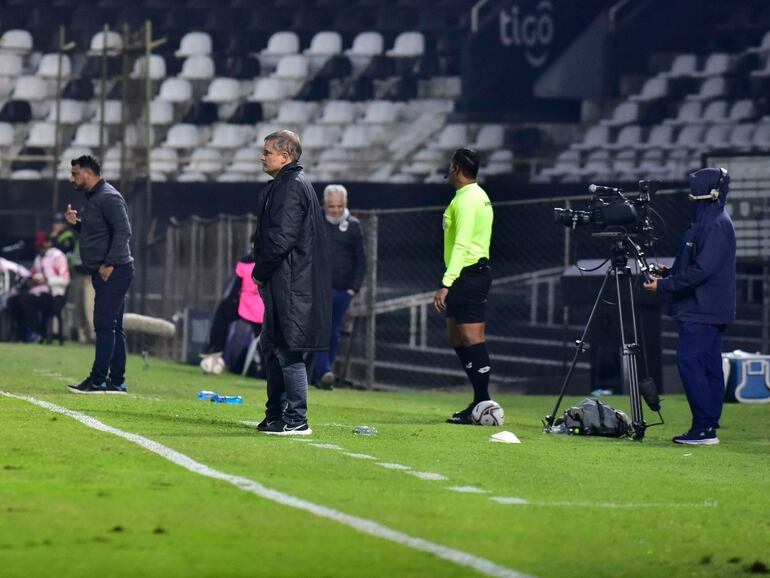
[471,400,505,426]
[200,355,226,375]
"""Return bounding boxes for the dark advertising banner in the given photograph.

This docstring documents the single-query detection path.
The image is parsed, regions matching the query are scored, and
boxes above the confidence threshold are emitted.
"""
[460,0,611,120]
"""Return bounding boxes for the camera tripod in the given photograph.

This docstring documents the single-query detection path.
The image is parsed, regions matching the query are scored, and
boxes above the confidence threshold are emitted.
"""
[544,236,661,441]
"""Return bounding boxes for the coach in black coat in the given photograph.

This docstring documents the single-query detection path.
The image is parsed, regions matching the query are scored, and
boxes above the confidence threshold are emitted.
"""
[251,130,331,435]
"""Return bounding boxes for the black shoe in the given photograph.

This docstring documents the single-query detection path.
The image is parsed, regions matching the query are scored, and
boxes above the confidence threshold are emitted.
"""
[446,402,475,424]
[68,377,109,394]
[106,379,128,394]
[318,371,335,390]
[262,419,313,436]
[256,416,282,432]
[672,428,719,445]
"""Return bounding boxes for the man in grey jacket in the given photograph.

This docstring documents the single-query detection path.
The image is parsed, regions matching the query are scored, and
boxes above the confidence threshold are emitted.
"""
[252,130,331,435]
[64,155,134,394]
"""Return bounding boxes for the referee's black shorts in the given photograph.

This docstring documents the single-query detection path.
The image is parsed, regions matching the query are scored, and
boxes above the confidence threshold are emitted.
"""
[445,259,491,324]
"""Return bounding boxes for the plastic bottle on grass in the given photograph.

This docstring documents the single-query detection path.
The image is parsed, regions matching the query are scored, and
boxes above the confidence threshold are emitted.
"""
[198,390,217,401]
[354,425,377,436]
[212,395,243,405]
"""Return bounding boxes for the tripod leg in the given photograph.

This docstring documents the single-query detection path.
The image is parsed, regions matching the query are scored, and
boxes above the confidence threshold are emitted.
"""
[545,265,612,427]
[616,269,646,439]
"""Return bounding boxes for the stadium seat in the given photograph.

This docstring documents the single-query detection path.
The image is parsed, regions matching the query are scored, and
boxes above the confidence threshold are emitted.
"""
[149,99,174,125]
[175,32,213,58]
[302,124,342,149]
[228,147,262,175]
[747,30,770,55]
[630,75,668,101]
[600,102,640,126]
[92,100,123,125]
[728,99,757,122]
[46,99,85,124]
[338,125,371,149]
[209,124,252,149]
[248,78,293,102]
[345,31,384,57]
[685,76,728,101]
[275,100,318,124]
[750,122,770,149]
[202,78,242,104]
[0,53,23,76]
[0,29,33,53]
[228,102,263,125]
[702,124,732,149]
[472,124,505,150]
[182,102,218,125]
[73,123,109,148]
[163,123,202,149]
[62,78,94,101]
[0,99,32,123]
[701,100,729,123]
[186,147,224,174]
[429,123,468,150]
[606,125,642,150]
[386,32,424,57]
[88,30,122,55]
[728,123,755,150]
[260,31,300,71]
[12,76,48,101]
[666,124,705,150]
[695,53,731,77]
[130,55,167,80]
[0,122,13,148]
[10,169,43,180]
[158,77,193,102]
[273,55,309,80]
[361,100,399,124]
[304,31,343,57]
[180,55,215,80]
[25,122,57,148]
[664,54,697,77]
[483,149,514,175]
[572,125,610,151]
[641,124,675,149]
[665,100,702,125]
[36,53,72,79]
[149,147,179,174]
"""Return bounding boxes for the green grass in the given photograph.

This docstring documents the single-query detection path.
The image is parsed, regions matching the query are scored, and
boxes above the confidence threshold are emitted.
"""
[1,343,769,578]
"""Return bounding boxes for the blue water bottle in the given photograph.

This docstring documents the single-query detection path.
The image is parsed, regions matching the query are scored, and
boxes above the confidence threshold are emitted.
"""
[198,390,217,400]
[212,395,243,405]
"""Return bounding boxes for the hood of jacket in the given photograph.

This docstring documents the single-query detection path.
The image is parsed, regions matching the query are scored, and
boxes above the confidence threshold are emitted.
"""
[689,167,729,223]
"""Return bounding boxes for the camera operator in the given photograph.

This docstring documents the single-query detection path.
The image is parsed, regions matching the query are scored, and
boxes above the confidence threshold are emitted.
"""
[643,168,736,445]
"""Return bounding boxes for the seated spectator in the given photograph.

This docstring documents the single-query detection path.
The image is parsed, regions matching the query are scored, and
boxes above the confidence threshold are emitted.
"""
[6,231,70,342]
[199,254,264,374]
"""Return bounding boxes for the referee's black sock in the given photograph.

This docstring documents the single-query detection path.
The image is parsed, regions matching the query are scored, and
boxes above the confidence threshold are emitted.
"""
[463,342,491,404]
[453,346,473,382]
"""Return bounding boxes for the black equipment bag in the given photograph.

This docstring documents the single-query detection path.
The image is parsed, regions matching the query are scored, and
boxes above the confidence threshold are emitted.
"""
[560,398,633,438]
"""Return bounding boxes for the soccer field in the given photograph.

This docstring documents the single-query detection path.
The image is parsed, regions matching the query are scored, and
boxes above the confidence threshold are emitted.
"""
[1,343,768,578]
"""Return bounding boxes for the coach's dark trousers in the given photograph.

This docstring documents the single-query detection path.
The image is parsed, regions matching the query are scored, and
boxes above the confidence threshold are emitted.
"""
[677,320,725,431]
[90,263,133,384]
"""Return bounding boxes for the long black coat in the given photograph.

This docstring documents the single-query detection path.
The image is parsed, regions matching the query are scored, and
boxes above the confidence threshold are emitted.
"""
[251,163,331,352]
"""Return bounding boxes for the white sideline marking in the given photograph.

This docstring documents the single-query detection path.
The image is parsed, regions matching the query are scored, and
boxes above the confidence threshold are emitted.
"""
[342,452,377,460]
[1,392,533,578]
[310,443,344,450]
[407,471,448,481]
[491,497,529,505]
[490,497,717,509]
[376,462,412,471]
[448,486,488,494]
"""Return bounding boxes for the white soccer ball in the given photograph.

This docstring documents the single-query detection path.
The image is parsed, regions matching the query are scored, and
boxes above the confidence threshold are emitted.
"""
[471,400,505,426]
[200,355,225,375]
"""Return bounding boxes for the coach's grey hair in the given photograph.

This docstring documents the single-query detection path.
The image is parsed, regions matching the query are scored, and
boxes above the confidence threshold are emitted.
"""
[264,129,302,162]
[323,184,348,203]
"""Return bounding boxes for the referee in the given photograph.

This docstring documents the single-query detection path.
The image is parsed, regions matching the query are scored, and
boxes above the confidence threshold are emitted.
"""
[433,148,494,424]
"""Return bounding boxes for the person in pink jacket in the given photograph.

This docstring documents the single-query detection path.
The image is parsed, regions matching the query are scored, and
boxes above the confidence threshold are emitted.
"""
[6,231,70,342]
[199,255,264,371]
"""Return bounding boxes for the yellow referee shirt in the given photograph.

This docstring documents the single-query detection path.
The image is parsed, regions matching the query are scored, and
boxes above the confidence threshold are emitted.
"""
[442,182,493,287]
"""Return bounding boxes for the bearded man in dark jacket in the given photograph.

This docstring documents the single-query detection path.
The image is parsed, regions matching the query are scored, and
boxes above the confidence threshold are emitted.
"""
[251,130,331,436]
[644,167,736,445]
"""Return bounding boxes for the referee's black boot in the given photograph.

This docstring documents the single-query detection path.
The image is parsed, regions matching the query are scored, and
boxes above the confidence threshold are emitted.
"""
[446,402,475,425]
